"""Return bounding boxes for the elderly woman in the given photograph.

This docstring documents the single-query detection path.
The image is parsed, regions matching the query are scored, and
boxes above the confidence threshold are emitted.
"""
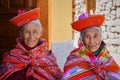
[0,8,62,80]
[62,13,120,80]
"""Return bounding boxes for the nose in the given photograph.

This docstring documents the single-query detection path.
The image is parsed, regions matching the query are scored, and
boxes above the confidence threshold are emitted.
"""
[29,32,34,39]
[89,37,94,44]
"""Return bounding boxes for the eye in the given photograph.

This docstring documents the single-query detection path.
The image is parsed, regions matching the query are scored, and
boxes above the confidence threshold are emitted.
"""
[24,30,30,34]
[85,35,90,39]
[93,34,99,39]
[33,30,37,33]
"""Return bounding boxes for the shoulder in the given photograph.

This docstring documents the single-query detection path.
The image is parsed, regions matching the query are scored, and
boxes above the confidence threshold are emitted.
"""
[46,49,57,61]
[2,47,23,60]
[45,49,51,55]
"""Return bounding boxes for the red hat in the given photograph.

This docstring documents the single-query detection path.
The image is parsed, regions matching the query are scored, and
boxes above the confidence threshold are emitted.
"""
[71,13,105,31]
[10,8,40,27]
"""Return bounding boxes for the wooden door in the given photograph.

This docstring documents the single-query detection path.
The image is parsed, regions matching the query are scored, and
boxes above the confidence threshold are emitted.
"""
[0,0,51,63]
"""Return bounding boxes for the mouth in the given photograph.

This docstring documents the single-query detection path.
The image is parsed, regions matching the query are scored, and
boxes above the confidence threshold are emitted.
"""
[89,45,96,48]
[27,40,36,44]
[28,40,35,42]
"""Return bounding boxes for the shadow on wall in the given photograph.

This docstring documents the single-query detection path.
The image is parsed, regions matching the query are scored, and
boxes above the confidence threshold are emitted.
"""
[52,40,74,71]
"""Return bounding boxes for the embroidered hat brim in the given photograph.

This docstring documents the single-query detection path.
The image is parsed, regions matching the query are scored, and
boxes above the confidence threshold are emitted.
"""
[71,15,105,31]
[9,8,40,27]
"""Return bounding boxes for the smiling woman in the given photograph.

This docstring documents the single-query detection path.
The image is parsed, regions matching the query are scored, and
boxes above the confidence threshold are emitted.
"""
[20,20,42,48]
[0,8,62,80]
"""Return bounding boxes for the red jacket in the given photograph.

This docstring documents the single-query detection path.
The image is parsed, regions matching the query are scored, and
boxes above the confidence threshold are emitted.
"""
[0,38,62,80]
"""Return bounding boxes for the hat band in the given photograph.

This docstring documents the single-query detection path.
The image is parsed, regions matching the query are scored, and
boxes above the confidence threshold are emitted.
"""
[17,19,30,27]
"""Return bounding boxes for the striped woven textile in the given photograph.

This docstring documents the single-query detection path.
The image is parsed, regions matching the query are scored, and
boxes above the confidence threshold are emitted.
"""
[0,38,62,80]
[62,42,120,80]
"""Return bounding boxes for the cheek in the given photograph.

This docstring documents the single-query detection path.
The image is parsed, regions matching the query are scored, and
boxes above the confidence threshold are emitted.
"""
[34,33,41,39]
[29,34,41,42]
[83,37,89,43]
[83,38,89,46]
[23,34,29,42]
[22,32,30,41]
[95,37,101,44]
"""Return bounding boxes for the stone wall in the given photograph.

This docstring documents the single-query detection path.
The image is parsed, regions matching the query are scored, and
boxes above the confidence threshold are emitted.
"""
[74,0,120,54]
[96,0,120,54]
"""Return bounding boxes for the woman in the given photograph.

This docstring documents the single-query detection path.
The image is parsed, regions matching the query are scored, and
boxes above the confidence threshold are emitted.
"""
[62,13,120,80]
[0,8,62,80]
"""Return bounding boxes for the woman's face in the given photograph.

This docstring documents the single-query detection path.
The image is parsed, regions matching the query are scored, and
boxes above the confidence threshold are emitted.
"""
[82,28,101,53]
[22,22,41,48]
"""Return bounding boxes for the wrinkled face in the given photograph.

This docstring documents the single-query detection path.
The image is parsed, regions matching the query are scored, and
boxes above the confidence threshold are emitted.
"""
[22,22,41,48]
[82,28,101,53]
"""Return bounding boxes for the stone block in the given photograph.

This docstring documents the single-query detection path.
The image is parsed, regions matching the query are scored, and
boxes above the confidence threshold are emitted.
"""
[108,32,114,39]
[116,0,120,6]
[110,39,120,45]
[119,33,120,38]
[107,45,117,53]
[113,0,117,6]
[117,7,120,18]
[112,20,120,26]
[104,39,120,45]
[104,39,111,44]
[106,2,112,9]
[102,10,110,15]
[111,26,120,33]
[104,0,112,3]
[110,14,116,20]
[104,20,113,25]
[111,5,116,10]
[102,32,108,39]
[117,46,120,54]
[101,26,106,31]
[114,33,119,39]
[111,10,116,15]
